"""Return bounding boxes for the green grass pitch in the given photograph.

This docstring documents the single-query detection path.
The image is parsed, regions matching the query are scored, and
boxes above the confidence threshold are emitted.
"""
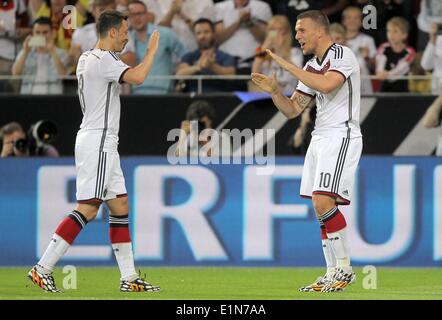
[1,267,442,300]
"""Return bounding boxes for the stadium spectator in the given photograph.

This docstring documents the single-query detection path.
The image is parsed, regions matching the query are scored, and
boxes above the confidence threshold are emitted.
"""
[329,22,346,45]
[0,0,28,92]
[214,0,272,74]
[375,17,415,92]
[143,0,215,51]
[251,15,303,94]
[421,23,442,95]
[29,0,88,51]
[272,1,350,32]
[69,0,136,67]
[116,0,129,13]
[342,6,376,94]
[128,0,186,94]
[329,23,375,95]
[416,0,442,51]
[421,22,442,155]
[408,52,432,94]
[176,18,235,93]
[174,100,231,157]
[0,121,59,157]
[12,17,68,94]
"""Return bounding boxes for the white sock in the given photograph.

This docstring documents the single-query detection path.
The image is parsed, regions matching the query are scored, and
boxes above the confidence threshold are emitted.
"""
[37,234,70,274]
[327,229,352,273]
[322,239,337,276]
[112,242,138,281]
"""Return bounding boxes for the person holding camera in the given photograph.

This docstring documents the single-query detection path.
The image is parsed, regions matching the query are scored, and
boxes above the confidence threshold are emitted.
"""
[0,122,28,157]
[11,17,68,94]
[0,0,28,92]
[0,121,59,157]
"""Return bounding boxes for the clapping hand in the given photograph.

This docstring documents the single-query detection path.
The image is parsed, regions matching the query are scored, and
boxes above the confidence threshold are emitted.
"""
[251,72,280,94]
[148,30,160,56]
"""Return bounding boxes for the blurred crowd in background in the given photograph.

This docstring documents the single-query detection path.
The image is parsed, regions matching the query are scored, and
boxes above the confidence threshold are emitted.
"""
[0,0,441,95]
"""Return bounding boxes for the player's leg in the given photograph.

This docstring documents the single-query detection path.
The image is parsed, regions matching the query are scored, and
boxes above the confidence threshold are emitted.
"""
[313,194,354,292]
[312,136,362,292]
[106,195,137,282]
[105,153,160,292]
[28,202,100,292]
[313,194,349,270]
[106,196,160,292]
[28,144,103,292]
[299,138,336,292]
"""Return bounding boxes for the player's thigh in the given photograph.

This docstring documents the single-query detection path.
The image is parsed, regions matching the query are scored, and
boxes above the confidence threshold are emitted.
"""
[300,138,319,198]
[314,136,350,194]
[75,145,105,204]
[314,136,362,203]
[334,137,362,201]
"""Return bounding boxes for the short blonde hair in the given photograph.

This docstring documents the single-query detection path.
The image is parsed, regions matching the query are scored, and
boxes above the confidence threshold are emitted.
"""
[330,23,346,37]
[387,16,409,35]
[342,6,362,19]
[267,15,293,57]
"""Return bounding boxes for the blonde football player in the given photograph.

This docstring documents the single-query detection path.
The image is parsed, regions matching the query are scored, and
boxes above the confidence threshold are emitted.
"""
[252,10,362,292]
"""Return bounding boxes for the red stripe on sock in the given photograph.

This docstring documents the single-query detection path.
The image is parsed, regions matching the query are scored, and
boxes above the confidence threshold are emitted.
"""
[323,209,347,233]
[320,226,327,240]
[110,227,131,243]
[55,217,82,245]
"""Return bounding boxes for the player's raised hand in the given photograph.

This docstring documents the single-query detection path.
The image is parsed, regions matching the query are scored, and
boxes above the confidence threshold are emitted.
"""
[266,49,293,72]
[147,30,160,56]
[251,72,280,94]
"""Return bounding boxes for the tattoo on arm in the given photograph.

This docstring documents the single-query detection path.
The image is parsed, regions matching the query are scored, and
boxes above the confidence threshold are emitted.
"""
[294,92,312,110]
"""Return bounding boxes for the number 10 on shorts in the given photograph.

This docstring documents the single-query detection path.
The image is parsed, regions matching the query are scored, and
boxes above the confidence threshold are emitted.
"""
[319,172,331,189]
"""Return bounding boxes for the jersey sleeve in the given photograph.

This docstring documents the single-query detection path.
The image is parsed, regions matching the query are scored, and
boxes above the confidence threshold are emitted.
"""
[295,63,316,97]
[328,47,355,80]
[100,52,131,83]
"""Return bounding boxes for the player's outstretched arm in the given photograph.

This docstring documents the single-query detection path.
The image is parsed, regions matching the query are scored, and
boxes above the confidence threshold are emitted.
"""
[266,49,345,94]
[251,72,312,119]
[122,30,160,85]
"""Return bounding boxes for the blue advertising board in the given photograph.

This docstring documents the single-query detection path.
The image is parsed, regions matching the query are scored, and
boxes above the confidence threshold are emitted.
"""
[0,156,441,266]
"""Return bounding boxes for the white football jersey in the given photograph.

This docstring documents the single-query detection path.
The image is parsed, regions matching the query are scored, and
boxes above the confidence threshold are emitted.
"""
[76,49,130,151]
[296,43,362,139]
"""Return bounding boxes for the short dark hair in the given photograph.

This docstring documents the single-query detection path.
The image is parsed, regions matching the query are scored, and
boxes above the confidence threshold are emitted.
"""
[297,10,330,33]
[186,100,215,121]
[192,18,215,32]
[97,10,128,38]
[32,17,52,28]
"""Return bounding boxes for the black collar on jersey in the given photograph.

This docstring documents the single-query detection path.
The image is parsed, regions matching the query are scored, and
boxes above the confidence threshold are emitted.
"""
[316,43,335,66]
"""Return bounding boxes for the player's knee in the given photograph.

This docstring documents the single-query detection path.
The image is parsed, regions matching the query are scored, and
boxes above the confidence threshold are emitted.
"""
[75,203,100,222]
[312,195,336,215]
[118,196,129,212]
[108,196,129,215]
